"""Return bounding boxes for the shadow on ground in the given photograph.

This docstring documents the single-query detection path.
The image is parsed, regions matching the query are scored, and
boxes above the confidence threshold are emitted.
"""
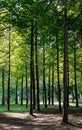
[0,112,82,130]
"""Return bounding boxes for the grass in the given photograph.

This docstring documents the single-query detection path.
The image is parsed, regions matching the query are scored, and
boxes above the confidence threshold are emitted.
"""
[0,103,82,114]
[68,106,82,113]
[0,104,29,112]
[69,99,82,103]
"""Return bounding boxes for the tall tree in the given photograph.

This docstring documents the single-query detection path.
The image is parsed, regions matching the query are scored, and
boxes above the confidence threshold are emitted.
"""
[56,32,61,112]
[7,27,11,111]
[74,34,78,107]
[51,66,54,105]
[43,42,47,108]
[63,1,68,123]
[48,61,51,105]
[35,19,40,111]
[15,77,18,104]
[21,75,23,105]
[30,19,34,115]
[67,55,69,106]
[25,63,28,108]
[2,67,5,105]
[32,47,36,110]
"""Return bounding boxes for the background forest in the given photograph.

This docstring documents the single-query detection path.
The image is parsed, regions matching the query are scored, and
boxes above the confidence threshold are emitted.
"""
[0,0,82,123]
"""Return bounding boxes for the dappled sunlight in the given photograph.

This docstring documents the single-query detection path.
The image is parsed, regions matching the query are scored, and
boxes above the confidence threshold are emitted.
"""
[33,128,42,130]
[0,112,82,129]
[0,112,29,119]
[25,113,62,125]
[0,124,22,130]
[69,114,82,127]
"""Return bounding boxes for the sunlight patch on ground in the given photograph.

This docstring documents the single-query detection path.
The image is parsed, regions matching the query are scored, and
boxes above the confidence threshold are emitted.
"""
[0,112,82,130]
[33,128,42,130]
[0,124,22,130]
[25,113,62,126]
[1,112,28,119]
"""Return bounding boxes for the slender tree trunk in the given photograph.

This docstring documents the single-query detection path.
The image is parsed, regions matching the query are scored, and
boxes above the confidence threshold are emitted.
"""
[32,39,36,110]
[2,67,5,105]
[72,84,74,103]
[35,19,40,111]
[56,32,61,112]
[30,19,34,115]
[21,75,23,105]
[43,42,47,108]
[15,78,18,104]
[74,36,78,107]
[52,66,54,105]
[63,5,68,123]
[25,63,28,108]
[67,58,69,106]
[48,63,50,105]
[33,60,36,109]
[7,27,11,111]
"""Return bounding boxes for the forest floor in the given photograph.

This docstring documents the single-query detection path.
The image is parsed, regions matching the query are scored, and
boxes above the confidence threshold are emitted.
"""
[0,110,82,130]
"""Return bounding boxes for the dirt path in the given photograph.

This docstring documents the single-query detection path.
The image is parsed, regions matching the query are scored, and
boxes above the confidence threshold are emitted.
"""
[0,112,82,130]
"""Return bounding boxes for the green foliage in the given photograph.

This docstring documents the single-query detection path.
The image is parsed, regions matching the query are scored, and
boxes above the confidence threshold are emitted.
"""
[0,0,82,111]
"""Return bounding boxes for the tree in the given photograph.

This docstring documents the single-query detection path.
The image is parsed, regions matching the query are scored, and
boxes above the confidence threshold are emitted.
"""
[35,18,40,111]
[43,42,47,108]
[51,66,54,105]
[73,34,79,107]
[25,63,28,108]
[7,27,11,111]
[56,32,61,112]
[30,19,34,115]
[2,67,5,105]
[63,1,68,123]
[21,75,23,105]
[48,61,51,105]
[15,77,18,104]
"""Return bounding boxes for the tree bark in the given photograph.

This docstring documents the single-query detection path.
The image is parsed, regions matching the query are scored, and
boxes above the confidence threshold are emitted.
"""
[21,75,23,105]
[52,66,54,105]
[15,78,18,104]
[35,19,40,111]
[63,6,68,123]
[67,57,69,106]
[56,32,61,112]
[48,63,50,105]
[32,52,36,109]
[74,35,78,107]
[25,63,28,108]
[2,67,5,105]
[30,19,34,115]
[43,42,47,108]
[7,27,11,111]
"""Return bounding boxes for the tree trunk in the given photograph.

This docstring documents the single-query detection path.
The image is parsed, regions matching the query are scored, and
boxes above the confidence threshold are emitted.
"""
[2,67,5,105]
[67,58,69,107]
[74,35,78,107]
[43,42,47,108]
[25,63,28,108]
[56,32,61,112]
[72,84,74,103]
[33,59,36,109]
[35,19,40,111]
[30,19,34,115]
[48,63,50,105]
[63,6,68,123]
[52,66,54,105]
[21,75,23,105]
[7,27,11,111]
[32,37,36,110]
[15,78,18,104]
